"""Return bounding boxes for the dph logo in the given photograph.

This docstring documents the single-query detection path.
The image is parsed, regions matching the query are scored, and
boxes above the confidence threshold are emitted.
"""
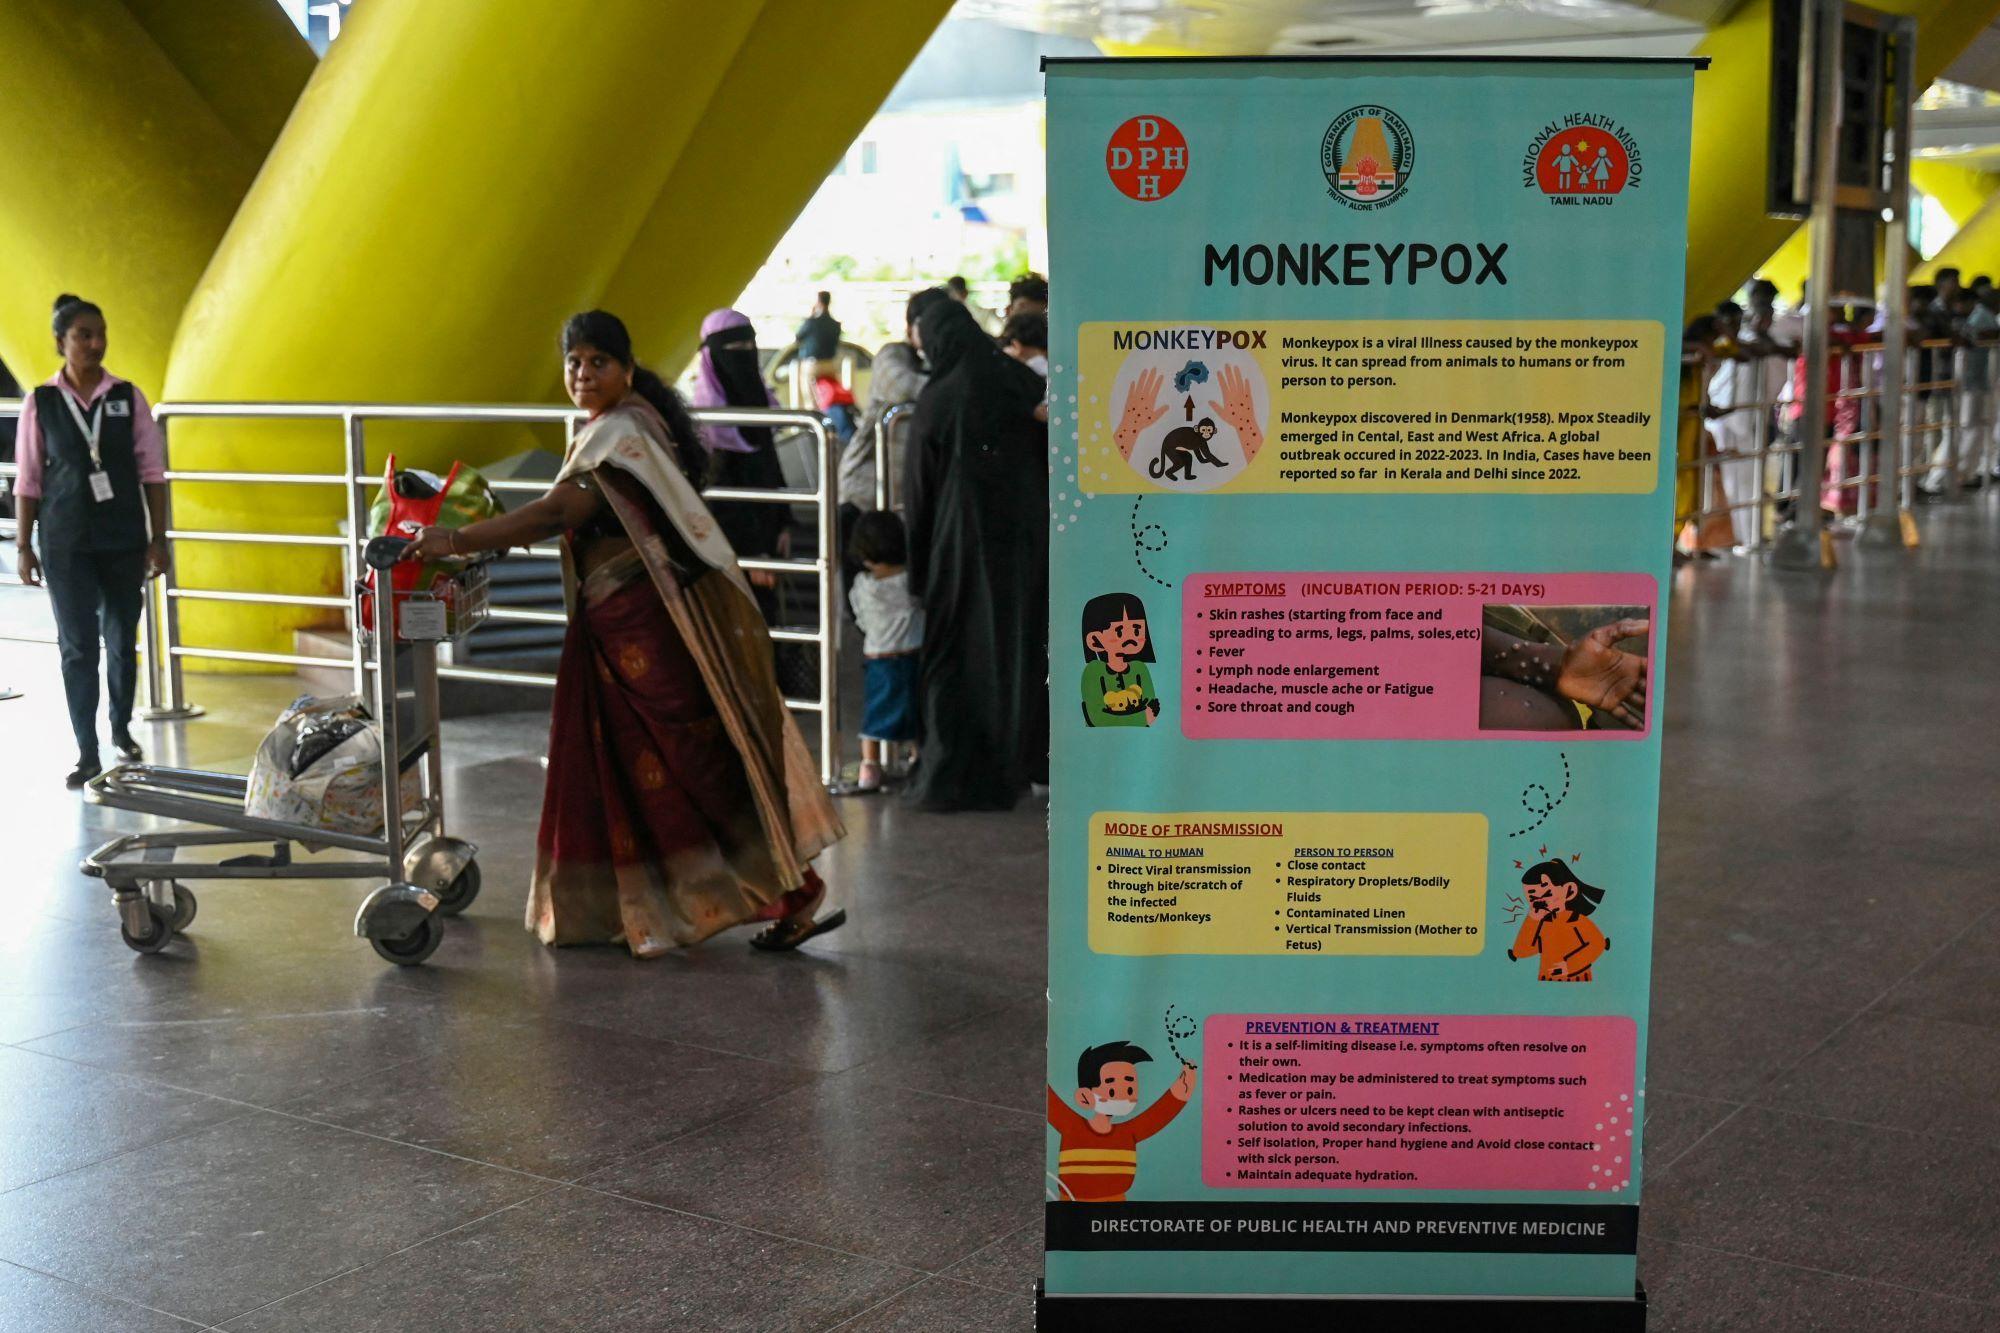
[1106,115,1188,202]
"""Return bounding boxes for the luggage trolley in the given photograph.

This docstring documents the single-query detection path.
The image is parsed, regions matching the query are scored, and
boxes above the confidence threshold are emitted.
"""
[82,535,486,965]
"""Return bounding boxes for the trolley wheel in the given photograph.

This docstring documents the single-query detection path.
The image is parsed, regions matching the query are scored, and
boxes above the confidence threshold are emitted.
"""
[370,916,444,966]
[170,883,198,933]
[434,862,481,917]
[120,903,175,955]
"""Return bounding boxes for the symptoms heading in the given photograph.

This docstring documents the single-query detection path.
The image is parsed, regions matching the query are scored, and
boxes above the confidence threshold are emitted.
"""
[1205,241,1508,288]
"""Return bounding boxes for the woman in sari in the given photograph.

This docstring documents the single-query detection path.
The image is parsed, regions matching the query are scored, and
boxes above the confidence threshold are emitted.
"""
[402,311,845,955]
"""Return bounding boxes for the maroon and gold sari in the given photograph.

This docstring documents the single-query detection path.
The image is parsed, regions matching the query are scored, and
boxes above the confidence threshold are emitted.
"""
[529,400,842,955]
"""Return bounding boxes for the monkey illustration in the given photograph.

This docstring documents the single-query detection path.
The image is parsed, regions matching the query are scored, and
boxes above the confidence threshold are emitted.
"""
[1148,418,1225,481]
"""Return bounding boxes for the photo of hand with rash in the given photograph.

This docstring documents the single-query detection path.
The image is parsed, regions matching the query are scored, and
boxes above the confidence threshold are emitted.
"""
[1478,604,1649,732]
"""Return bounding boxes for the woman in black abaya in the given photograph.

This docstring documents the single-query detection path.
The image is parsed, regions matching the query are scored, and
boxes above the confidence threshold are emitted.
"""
[903,295,1050,811]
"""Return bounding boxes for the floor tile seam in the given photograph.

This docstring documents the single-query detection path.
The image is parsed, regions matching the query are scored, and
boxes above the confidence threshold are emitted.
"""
[803,942,1046,987]
[1632,1086,1743,1112]
[554,1016,873,1076]
[0,1100,266,1201]
[2,1040,437,1122]
[1647,1101,1747,1176]
[562,1178,942,1279]
[1724,1097,2000,1150]
[1852,899,2000,1018]
[1739,906,2000,1095]
[942,1220,1039,1293]
[1638,1234,2000,1308]
[815,1273,969,1332]
[0,1255,211,1328]
[240,1101,586,1188]
[877,1083,1043,1121]
[555,1078,865,1188]
[192,1181,573,1329]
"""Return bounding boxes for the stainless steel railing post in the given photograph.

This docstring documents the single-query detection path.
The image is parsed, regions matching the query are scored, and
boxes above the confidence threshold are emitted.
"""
[344,413,370,699]
[818,413,841,787]
[875,402,913,512]
[142,410,205,720]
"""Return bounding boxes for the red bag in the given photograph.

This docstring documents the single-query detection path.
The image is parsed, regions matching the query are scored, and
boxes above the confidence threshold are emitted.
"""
[359,456,468,636]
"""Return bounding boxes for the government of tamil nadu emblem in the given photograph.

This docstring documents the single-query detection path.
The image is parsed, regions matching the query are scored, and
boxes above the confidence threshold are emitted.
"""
[1322,105,1415,210]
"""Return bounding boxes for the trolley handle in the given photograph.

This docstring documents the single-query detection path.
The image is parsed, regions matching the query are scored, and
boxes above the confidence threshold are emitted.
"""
[365,534,413,571]
[366,532,494,573]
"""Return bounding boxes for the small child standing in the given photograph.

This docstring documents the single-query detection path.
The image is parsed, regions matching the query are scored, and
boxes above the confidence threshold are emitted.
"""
[848,510,923,791]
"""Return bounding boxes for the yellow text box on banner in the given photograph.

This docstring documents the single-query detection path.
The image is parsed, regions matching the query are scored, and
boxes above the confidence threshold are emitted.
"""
[1076,320,1664,495]
[1087,811,1487,956]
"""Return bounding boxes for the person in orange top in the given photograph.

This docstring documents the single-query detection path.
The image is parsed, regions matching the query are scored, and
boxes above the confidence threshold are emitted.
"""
[1046,1041,1196,1202]
[1507,859,1609,982]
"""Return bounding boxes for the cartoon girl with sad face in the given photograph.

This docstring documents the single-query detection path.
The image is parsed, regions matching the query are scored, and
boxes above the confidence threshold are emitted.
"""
[1081,593,1161,727]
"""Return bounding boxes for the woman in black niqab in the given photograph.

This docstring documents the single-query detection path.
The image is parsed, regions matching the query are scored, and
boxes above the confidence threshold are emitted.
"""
[903,297,1050,811]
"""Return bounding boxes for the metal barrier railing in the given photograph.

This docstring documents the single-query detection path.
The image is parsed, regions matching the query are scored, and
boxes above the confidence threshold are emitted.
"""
[3,398,845,784]
[1678,336,1994,555]
[872,402,915,512]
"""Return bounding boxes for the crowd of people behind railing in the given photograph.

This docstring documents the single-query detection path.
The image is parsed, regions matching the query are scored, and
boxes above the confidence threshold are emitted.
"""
[1676,267,1999,562]
[3,272,1056,959]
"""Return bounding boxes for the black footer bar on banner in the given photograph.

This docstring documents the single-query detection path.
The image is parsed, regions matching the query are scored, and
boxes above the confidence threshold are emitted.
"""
[1047,1200,1638,1253]
[1035,1282,1647,1332]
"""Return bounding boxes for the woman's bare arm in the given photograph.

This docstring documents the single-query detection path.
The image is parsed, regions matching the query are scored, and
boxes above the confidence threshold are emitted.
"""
[404,479,601,563]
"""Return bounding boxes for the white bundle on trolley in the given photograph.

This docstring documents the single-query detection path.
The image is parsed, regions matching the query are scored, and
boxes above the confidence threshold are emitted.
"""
[244,694,418,843]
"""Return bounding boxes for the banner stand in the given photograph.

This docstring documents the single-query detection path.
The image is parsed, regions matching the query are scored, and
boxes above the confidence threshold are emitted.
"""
[1041,54,1700,1326]
[1035,1282,1646,1331]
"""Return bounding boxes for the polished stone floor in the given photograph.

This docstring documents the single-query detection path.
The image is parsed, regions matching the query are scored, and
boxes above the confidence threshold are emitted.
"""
[1,501,1996,1331]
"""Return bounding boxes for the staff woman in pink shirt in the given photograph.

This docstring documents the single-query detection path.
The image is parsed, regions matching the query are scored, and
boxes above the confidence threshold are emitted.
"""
[12,295,169,787]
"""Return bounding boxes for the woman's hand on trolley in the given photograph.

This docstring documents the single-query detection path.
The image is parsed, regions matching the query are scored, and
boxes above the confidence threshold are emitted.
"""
[403,525,464,564]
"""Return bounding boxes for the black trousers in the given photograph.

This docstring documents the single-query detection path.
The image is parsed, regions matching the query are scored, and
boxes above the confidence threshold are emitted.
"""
[41,543,147,758]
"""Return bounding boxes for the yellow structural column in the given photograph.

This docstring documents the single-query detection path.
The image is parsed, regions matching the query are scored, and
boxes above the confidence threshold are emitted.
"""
[119,0,315,155]
[598,0,957,375]
[163,0,777,660]
[1755,161,1997,299]
[1915,188,2000,279]
[0,0,307,392]
[1911,159,2000,224]
[1687,0,2000,316]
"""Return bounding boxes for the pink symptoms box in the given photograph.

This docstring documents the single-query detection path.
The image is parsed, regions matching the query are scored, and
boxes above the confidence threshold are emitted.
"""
[1180,572,1656,740]
[1202,1014,1638,1193]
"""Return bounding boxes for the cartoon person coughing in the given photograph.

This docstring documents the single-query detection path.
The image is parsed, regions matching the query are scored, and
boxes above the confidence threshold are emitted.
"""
[1046,1040,1196,1202]
[1507,859,1610,982]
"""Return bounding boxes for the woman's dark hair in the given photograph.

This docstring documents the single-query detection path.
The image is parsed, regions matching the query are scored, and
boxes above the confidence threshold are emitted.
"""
[1080,592,1155,663]
[850,509,907,566]
[52,293,103,346]
[906,286,950,336]
[560,309,706,486]
[1682,313,1718,345]
[1520,860,1605,916]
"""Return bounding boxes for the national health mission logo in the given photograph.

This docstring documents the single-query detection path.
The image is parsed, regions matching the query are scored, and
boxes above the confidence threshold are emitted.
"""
[1321,105,1414,210]
[1525,113,1641,204]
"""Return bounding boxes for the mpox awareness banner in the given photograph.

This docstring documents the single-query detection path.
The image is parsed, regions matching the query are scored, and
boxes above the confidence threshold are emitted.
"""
[1041,58,1696,1320]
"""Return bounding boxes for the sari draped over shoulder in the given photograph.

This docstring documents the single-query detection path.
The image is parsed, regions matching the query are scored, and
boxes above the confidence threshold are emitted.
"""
[528,399,843,954]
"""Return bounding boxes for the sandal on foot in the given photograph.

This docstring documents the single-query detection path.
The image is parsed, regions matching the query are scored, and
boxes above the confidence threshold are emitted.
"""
[750,908,847,952]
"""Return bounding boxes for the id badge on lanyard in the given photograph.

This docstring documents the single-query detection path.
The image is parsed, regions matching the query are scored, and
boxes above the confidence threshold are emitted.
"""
[61,390,113,503]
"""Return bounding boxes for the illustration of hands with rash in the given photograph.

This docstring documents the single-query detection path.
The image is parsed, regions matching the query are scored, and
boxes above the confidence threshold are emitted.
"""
[1207,363,1264,460]
[1115,367,1173,458]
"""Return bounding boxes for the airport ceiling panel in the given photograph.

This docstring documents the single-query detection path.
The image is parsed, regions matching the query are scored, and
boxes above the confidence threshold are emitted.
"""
[954,0,1722,53]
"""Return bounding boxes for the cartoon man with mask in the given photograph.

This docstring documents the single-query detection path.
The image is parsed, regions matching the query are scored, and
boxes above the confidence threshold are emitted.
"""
[1046,1040,1196,1201]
